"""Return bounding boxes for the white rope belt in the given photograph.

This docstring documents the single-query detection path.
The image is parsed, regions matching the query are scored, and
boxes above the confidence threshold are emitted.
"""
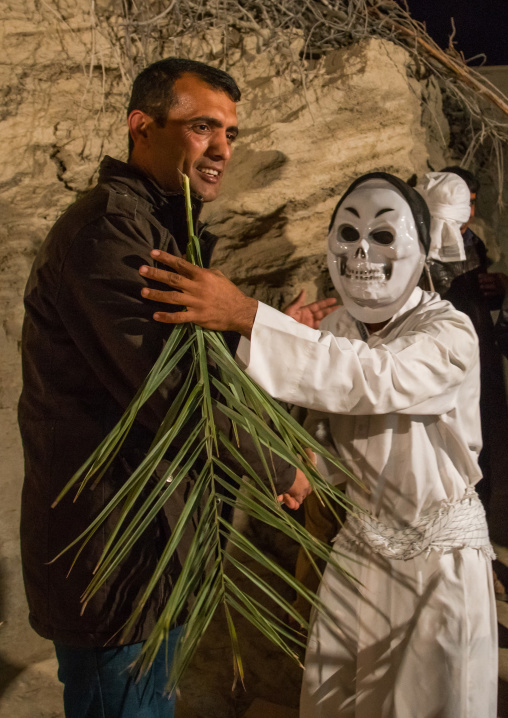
[335,488,495,560]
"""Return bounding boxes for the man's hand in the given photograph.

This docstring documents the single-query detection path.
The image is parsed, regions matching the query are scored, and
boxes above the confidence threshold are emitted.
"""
[284,290,338,329]
[277,449,315,510]
[478,272,508,298]
[139,250,258,337]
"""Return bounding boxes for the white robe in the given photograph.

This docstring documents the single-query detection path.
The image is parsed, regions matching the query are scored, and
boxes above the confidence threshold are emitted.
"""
[237,287,497,718]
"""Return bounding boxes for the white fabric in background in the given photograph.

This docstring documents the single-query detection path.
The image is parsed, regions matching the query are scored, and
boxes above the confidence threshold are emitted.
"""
[236,287,497,718]
[415,172,471,262]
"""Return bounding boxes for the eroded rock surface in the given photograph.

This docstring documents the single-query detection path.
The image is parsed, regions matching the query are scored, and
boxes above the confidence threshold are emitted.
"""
[205,38,449,308]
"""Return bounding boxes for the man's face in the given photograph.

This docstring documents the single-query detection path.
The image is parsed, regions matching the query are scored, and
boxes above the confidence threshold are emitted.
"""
[328,180,425,323]
[461,192,476,233]
[136,73,238,201]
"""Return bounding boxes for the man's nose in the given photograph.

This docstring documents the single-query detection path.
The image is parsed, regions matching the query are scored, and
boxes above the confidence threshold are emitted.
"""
[207,131,232,161]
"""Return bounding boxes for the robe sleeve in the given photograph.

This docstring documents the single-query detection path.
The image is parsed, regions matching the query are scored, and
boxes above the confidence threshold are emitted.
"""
[236,301,478,416]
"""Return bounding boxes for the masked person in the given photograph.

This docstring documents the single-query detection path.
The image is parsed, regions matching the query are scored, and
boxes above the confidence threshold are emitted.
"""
[139,171,498,717]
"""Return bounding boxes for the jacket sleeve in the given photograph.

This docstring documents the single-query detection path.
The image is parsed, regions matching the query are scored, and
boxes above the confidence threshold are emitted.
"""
[57,213,180,432]
[57,215,295,493]
[236,301,479,416]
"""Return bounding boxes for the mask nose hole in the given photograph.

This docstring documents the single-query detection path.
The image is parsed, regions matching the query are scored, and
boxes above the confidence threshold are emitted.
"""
[355,246,366,259]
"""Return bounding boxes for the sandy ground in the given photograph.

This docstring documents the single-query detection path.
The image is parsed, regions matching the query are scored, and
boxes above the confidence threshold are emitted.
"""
[2,544,508,718]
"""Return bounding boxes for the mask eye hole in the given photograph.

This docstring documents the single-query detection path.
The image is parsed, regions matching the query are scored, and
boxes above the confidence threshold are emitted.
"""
[339,225,360,242]
[371,230,394,245]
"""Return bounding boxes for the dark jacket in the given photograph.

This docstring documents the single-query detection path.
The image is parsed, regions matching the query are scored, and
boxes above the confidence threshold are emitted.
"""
[18,157,294,647]
[495,294,508,358]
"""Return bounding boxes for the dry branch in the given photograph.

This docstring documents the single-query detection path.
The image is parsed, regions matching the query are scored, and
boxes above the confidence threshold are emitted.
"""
[368,5,508,118]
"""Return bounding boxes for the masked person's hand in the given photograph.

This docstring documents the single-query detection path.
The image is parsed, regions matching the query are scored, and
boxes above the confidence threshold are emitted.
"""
[140,249,258,337]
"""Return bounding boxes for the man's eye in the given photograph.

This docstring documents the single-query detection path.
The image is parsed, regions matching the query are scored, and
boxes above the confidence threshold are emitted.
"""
[371,230,394,245]
[339,225,360,242]
[194,124,210,133]
[226,133,237,143]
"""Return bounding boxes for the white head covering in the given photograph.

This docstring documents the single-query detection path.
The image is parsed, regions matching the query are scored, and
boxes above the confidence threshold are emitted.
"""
[415,172,471,262]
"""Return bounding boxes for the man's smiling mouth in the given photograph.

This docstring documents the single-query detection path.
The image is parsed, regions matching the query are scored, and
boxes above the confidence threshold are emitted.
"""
[197,166,220,179]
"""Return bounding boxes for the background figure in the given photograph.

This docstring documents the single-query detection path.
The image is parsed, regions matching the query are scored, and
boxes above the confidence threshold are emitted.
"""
[494,282,508,358]
[424,167,508,547]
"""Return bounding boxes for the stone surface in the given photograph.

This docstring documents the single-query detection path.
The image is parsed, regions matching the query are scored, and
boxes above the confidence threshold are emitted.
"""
[203,38,450,309]
[0,657,63,718]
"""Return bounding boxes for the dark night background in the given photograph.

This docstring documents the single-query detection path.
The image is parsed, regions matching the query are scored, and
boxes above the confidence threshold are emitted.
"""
[404,0,508,65]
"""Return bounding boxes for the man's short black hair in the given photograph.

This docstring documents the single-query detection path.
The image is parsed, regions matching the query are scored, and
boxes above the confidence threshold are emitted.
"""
[126,58,241,155]
[440,166,480,195]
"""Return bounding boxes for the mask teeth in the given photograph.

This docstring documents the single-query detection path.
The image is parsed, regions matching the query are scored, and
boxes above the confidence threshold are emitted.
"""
[345,266,388,281]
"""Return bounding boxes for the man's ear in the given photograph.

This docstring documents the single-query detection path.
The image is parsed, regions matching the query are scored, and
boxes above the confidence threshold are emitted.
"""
[127,110,152,149]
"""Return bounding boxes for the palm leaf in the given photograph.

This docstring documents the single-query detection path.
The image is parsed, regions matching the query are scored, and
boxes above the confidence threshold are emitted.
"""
[53,172,360,689]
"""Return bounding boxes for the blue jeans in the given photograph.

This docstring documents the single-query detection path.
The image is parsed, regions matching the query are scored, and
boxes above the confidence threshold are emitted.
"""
[54,626,183,718]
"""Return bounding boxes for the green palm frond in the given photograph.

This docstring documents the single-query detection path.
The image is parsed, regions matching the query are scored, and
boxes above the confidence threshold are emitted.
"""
[53,173,360,690]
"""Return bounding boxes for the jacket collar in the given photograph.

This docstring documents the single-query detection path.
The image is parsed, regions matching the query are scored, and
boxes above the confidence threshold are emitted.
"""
[98,155,203,222]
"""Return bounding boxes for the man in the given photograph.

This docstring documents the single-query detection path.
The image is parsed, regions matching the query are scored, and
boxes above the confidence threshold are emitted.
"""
[139,172,497,717]
[18,58,312,718]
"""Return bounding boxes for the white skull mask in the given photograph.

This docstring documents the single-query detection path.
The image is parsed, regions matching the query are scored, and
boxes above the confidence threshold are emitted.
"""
[328,179,426,323]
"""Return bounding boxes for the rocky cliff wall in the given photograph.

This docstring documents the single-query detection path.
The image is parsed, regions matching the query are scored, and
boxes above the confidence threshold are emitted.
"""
[203,37,449,305]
